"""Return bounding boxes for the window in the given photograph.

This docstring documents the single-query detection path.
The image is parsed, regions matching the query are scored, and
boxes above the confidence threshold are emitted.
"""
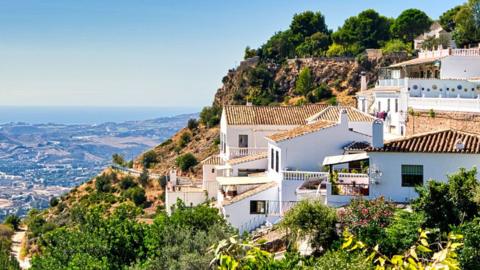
[387,99,391,112]
[401,165,423,187]
[238,135,248,148]
[395,99,398,113]
[211,168,215,174]
[378,101,381,112]
[275,151,279,172]
[362,99,366,112]
[250,200,266,214]
[271,148,274,169]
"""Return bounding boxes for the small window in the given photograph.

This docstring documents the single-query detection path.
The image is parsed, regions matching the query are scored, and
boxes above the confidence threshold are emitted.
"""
[250,200,266,214]
[271,149,275,169]
[275,151,279,173]
[378,101,381,112]
[387,99,390,112]
[401,165,423,187]
[395,99,398,113]
[239,135,248,148]
[211,168,215,174]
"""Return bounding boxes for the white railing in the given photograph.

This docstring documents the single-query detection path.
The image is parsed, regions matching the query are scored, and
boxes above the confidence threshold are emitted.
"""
[228,147,267,159]
[281,171,328,181]
[418,48,480,59]
[337,173,369,184]
[452,48,480,57]
[377,79,406,87]
[408,96,480,112]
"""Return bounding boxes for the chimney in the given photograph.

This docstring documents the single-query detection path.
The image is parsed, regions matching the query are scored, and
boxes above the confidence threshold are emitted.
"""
[372,119,384,148]
[360,72,367,91]
[169,169,178,186]
[338,109,349,127]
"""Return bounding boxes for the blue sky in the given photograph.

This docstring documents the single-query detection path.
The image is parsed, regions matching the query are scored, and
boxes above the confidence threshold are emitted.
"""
[0,0,465,108]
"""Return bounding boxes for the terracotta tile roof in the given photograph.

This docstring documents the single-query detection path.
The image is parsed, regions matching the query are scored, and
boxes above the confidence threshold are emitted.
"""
[223,182,277,206]
[267,120,337,142]
[227,152,268,165]
[389,56,445,68]
[367,129,480,154]
[307,106,376,123]
[202,155,224,165]
[224,104,328,125]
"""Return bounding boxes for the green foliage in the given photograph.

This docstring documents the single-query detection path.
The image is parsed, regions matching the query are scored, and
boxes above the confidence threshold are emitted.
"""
[49,197,59,207]
[312,250,372,270]
[338,197,395,247]
[325,42,361,57]
[421,34,451,50]
[119,175,137,190]
[4,215,21,230]
[199,105,221,128]
[25,210,56,238]
[453,0,480,47]
[142,150,158,168]
[280,200,337,252]
[112,153,126,167]
[175,153,198,172]
[332,9,392,50]
[382,39,411,54]
[124,186,147,206]
[413,168,479,232]
[0,224,20,270]
[440,5,463,32]
[95,173,114,193]
[295,67,314,96]
[187,118,198,131]
[290,11,330,40]
[457,218,480,270]
[295,32,330,57]
[243,46,256,59]
[178,131,191,148]
[380,210,425,256]
[160,139,172,147]
[138,168,149,188]
[391,9,432,42]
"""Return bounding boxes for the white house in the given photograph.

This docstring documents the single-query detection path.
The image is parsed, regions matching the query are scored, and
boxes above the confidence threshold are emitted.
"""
[413,22,456,50]
[357,47,480,137]
[320,128,480,207]
[216,108,377,231]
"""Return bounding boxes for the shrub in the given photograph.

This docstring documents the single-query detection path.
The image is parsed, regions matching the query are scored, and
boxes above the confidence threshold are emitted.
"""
[187,118,198,130]
[3,215,21,230]
[160,139,172,147]
[338,197,395,246]
[295,67,313,96]
[49,197,59,207]
[125,187,147,206]
[380,210,425,256]
[280,200,337,252]
[119,176,136,190]
[142,150,158,168]
[112,153,126,166]
[175,153,198,171]
[199,105,221,128]
[178,132,191,148]
[138,168,149,188]
[313,250,372,270]
[458,218,480,270]
[95,174,112,193]
[382,39,411,54]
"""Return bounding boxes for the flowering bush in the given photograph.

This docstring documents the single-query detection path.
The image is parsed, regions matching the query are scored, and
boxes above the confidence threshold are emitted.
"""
[338,197,395,246]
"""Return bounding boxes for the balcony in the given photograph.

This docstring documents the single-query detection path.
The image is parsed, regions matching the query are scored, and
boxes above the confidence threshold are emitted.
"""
[377,79,406,87]
[227,147,267,159]
[418,48,480,58]
[281,170,328,181]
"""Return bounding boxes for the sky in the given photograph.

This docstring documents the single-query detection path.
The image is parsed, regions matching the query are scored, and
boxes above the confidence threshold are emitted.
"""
[0,0,466,108]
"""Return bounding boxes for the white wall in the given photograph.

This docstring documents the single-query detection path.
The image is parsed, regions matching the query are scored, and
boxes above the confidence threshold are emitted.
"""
[222,185,280,231]
[229,158,268,176]
[369,152,480,202]
[441,56,480,79]
[165,189,207,215]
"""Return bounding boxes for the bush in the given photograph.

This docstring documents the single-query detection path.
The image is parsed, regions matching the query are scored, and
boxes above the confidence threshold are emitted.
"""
[382,39,411,54]
[338,197,395,246]
[95,174,113,193]
[160,139,172,147]
[175,153,198,172]
[280,200,337,252]
[142,150,158,168]
[313,250,373,270]
[199,105,221,128]
[124,187,147,206]
[187,119,198,130]
[138,168,149,188]
[295,67,313,96]
[119,176,136,190]
[3,215,21,230]
[458,218,480,270]
[380,210,425,256]
[49,197,59,207]
[178,132,191,148]
[112,153,126,167]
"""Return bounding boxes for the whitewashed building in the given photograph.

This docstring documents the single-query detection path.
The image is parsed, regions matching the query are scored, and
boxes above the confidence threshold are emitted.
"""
[413,22,456,50]
[357,47,480,137]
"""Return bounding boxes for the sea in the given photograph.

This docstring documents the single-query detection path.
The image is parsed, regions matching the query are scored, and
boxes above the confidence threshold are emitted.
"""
[0,106,200,125]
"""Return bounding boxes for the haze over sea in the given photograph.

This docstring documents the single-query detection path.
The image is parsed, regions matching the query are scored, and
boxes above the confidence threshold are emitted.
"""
[0,106,200,125]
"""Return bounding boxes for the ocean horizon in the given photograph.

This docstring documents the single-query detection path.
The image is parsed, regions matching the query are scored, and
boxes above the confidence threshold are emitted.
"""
[0,106,200,125]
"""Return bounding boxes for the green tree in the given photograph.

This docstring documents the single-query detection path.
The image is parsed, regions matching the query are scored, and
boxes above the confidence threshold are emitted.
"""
[187,119,198,131]
[119,175,136,190]
[382,39,411,54]
[295,32,331,57]
[290,11,330,39]
[3,215,21,230]
[458,218,480,270]
[453,0,480,47]
[295,67,314,96]
[243,46,257,59]
[142,150,158,168]
[391,9,432,43]
[199,105,221,128]
[138,168,149,188]
[440,5,463,32]
[95,174,112,193]
[258,30,296,61]
[333,9,392,50]
[112,153,126,167]
[175,153,198,172]
[125,186,147,206]
[280,200,337,253]
[178,131,191,148]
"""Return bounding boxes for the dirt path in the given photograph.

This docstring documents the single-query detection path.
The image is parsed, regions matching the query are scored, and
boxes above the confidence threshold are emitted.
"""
[11,227,30,269]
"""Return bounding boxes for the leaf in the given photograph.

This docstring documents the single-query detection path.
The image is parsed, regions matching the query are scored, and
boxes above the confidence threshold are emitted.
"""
[417,245,432,253]
[420,238,429,247]
[410,247,418,260]
[342,237,353,249]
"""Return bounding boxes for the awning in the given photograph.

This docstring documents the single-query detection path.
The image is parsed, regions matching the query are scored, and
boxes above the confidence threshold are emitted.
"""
[389,56,443,68]
[322,153,369,166]
[217,174,273,186]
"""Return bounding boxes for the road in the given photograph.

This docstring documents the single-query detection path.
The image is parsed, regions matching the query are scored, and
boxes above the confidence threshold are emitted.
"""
[11,227,31,269]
